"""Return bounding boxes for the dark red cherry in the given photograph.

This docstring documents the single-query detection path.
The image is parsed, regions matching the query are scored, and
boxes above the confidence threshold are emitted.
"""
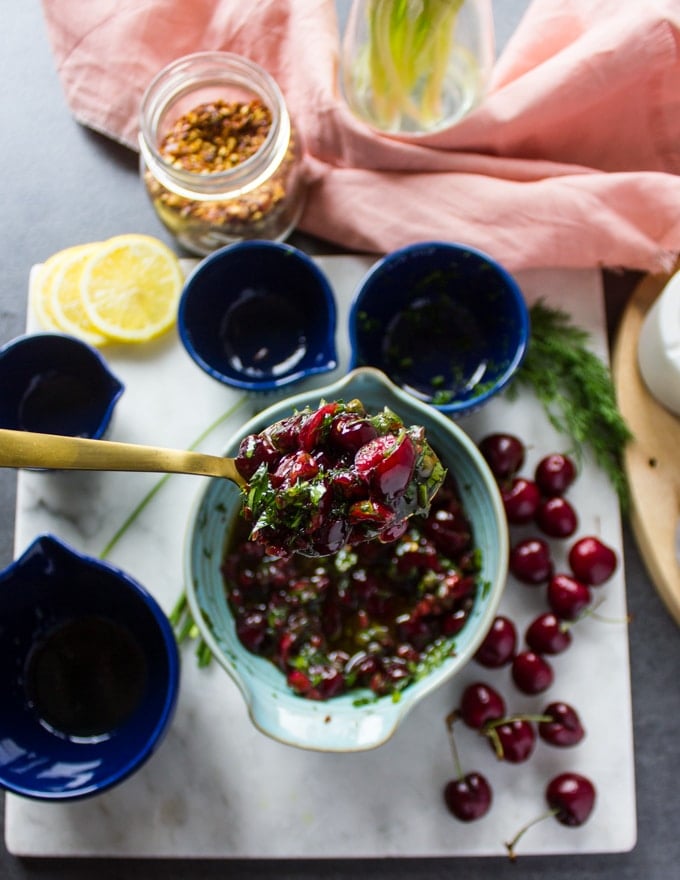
[534,453,577,496]
[539,702,585,747]
[443,772,493,822]
[235,433,280,481]
[511,650,554,695]
[547,573,591,620]
[506,772,595,858]
[535,496,578,538]
[489,719,536,763]
[474,615,517,668]
[271,450,319,488]
[298,402,340,452]
[525,612,572,655]
[478,433,525,481]
[568,536,617,585]
[501,478,541,524]
[509,538,553,585]
[546,772,596,826]
[459,682,506,729]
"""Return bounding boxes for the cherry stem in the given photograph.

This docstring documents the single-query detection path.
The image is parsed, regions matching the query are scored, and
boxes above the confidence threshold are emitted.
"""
[579,597,632,626]
[444,712,465,779]
[504,808,559,860]
[483,714,552,760]
[485,713,553,730]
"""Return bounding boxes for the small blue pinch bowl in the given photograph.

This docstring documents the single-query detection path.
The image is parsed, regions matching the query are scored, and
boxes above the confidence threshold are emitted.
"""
[349,241,530,417]
[178,240,338,392]
[0,534,180,801]
[184,367,507,752]
[0,332,124,438]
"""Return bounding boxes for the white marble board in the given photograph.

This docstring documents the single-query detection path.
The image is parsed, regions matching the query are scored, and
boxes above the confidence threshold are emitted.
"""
[5,257,636,858]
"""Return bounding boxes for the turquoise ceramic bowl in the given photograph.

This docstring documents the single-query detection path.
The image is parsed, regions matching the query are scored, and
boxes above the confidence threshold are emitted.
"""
[184,368,507,752]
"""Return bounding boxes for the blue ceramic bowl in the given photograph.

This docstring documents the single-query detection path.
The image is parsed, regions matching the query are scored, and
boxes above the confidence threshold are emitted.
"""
[0,534,180,801]
[178,241,338,392]
[0,332,124,438]
[349,242,529,416]
[184,367,507,752]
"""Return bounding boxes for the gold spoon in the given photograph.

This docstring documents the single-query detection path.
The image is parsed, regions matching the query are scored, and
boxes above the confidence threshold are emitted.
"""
[0,428,246,487]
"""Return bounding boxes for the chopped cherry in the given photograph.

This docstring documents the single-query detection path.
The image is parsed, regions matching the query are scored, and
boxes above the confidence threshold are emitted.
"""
[501,477,541,524]
[538,701,585,747]
[355,432,416,498]
[423,508,471,557]
[505,772,596,859]
[271,450,319,488]
[443,773,493,822]
[235,610,268,653]
[474,615,517,668]
[329,413,378,453]
[525,612,572,655]
[235,433,280,481]
[458,682,506,729]
[568,536,617,585]
[236,400,445,558]
[547,573,591,621]
[478,433,525,481]
[511,650,554,695]
[534,453,577,496]
[509,537,553,585]
[298,402,340,452]
[535,496,578,538]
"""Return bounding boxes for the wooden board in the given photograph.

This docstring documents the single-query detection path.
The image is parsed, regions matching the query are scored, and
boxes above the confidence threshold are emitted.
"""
[612,265,680,625]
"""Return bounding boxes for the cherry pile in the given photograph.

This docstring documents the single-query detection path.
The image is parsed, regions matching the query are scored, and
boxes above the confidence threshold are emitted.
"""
[441,432,620,855]
[235,399,445,557]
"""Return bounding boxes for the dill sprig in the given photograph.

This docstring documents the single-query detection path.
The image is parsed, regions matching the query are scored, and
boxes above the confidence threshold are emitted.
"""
[509,300,633,512]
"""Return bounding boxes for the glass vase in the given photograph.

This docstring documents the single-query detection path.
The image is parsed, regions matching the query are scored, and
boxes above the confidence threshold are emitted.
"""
[340,0,494,135]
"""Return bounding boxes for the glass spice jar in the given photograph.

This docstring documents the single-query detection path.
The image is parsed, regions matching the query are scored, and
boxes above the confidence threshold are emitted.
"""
[138,52,307,256]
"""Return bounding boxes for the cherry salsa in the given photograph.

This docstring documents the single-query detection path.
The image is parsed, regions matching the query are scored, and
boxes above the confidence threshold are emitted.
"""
[222,472,483,701]
[234,399,446,557]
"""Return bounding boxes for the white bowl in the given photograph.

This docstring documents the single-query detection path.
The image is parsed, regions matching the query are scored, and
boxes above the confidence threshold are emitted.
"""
[638,270,680,415]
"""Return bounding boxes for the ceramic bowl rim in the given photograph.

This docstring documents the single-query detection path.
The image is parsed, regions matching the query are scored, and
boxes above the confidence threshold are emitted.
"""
[348,240,530,415]
[178,240,338,392]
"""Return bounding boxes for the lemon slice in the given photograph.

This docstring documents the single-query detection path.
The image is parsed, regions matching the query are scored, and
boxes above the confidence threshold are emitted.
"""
[31,244,94,333]
[80,234,183,343]
[49,242,109,347]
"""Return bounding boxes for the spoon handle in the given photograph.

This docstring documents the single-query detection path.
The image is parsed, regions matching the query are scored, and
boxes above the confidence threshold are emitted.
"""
[0,428,245,487]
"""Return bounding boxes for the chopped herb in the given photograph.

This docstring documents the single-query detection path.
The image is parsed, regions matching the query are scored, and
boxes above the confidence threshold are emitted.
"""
[431,389,454,406]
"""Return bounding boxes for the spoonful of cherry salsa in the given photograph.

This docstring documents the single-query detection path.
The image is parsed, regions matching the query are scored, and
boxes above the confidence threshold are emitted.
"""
[0,399,445,558]
[234,399,446,557]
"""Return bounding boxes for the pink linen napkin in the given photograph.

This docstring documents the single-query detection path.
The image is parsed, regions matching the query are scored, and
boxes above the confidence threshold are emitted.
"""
[41,0,680,273]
